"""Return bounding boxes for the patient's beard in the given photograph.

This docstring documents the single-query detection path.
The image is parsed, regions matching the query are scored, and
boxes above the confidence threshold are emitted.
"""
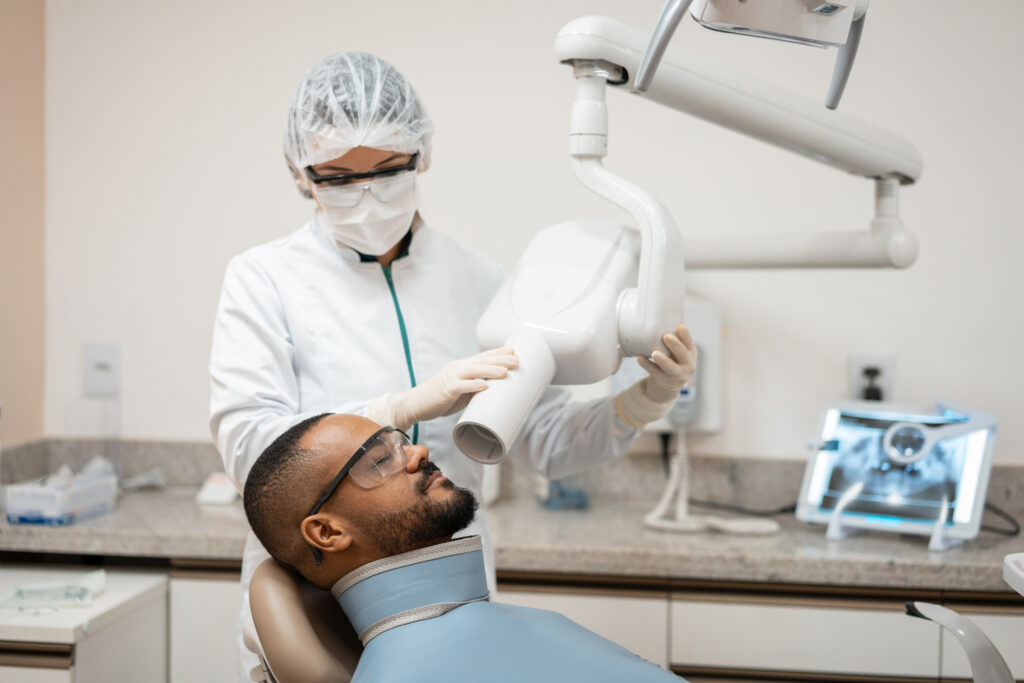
[349,463,480,557]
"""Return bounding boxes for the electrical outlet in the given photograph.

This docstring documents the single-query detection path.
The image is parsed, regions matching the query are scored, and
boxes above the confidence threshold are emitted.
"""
[848,353,894,402]
[83,342,122,397]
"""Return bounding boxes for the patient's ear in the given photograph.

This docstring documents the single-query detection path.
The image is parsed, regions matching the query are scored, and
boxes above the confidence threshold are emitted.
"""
[300,514,354,556]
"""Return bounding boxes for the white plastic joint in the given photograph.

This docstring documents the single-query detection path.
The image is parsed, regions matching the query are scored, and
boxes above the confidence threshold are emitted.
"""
[569,134,608,157]
[569,65,612,158]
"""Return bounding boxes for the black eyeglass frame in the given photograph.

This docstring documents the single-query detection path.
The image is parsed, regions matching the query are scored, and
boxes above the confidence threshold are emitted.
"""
[304,153,418,187]
[304,425,409,566]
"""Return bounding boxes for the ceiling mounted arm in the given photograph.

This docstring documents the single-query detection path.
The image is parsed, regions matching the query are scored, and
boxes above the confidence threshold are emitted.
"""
[555,16,922,270]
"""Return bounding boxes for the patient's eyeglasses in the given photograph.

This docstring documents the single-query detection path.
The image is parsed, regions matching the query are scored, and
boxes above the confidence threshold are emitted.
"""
[305,426,410,566]
[305,153,418,208]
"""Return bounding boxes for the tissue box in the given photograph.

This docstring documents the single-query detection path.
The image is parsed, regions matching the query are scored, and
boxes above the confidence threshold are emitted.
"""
[5,474,118,526]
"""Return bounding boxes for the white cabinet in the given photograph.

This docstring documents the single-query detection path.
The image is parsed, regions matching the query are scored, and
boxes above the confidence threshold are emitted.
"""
[169,570,242,683]
[670,593,940,679]
[0,566,167,683]
[496,585,669,668]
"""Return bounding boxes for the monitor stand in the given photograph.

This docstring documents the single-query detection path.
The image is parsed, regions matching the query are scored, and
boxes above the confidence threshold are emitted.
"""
[825,483,962,552]
[826,481,865,541]
[928,495,963,552]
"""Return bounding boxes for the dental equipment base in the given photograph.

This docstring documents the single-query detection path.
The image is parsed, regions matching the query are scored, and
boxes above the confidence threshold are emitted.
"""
[644,431,779,535]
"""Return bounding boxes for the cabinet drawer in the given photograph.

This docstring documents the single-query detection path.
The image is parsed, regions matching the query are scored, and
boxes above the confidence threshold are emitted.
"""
[670,594,940,678]
[170,574,242,683]
[0,667,73,683]
[497,586,669,667]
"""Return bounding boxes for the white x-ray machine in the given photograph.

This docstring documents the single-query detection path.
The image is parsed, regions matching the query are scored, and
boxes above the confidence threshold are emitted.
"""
[455,4,922,535]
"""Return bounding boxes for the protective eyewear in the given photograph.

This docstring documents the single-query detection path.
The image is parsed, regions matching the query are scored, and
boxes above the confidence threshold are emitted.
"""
[305,426,411,565]
[306,154,418,208]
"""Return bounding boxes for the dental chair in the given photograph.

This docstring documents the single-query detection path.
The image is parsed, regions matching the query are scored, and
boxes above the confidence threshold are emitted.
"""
[245,554,1023,682]
[245,558,362,683]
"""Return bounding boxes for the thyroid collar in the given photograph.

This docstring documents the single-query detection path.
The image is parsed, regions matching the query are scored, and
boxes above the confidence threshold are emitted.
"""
[330,536,489,645]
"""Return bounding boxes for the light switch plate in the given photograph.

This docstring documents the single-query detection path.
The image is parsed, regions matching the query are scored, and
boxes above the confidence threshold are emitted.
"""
[83,342,122,397]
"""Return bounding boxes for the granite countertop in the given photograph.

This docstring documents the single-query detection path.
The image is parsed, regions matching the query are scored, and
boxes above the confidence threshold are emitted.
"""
[0,485,1019,594]
[1,439,1020,594]
[0,488,250,562]
[487,496,1021,593]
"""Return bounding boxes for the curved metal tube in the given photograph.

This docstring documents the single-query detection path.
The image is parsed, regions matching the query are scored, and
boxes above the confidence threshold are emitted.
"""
[635,0,695,93]
[825,11,866,109]
[905,602,1013,683]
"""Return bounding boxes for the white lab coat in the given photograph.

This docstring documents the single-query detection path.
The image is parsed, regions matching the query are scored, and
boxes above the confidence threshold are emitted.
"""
[209,217,641,680]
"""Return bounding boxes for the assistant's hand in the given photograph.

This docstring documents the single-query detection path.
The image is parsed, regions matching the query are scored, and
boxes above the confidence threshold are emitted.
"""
[614,325,697,429]
[638,324,698,403]
[386,348,519,430]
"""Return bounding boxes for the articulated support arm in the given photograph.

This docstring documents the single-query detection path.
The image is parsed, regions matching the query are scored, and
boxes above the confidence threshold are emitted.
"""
[570,62,686,356]
[557,16,922,270]
[683,177,918,269]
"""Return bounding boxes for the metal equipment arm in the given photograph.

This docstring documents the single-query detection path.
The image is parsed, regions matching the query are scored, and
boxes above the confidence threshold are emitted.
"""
[557,16,922,269]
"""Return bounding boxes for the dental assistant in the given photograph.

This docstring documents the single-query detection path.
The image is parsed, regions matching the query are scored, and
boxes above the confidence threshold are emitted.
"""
[209,51,697,680]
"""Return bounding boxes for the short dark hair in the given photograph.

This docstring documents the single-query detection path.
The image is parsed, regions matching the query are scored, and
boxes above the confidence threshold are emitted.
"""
[243,413,332,568]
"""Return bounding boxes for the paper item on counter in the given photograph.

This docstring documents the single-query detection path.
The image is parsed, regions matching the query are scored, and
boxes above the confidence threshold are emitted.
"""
[121,467,168,491]
[0,569,106,611]
[195,472,239,505]
[5,456,118,526]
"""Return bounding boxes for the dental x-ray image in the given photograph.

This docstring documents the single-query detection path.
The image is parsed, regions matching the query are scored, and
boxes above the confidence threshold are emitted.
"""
[819,414,966,522]
[797,403,997,539]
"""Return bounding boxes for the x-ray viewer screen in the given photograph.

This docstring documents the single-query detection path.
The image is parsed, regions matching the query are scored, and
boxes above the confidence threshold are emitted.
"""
[802,409,991,526]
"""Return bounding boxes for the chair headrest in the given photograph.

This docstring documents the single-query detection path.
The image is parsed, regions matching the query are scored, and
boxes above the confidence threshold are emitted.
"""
[249,559,362,683]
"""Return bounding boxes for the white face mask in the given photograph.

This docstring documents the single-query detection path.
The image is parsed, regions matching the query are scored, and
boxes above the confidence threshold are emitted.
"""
[314,186,418,256]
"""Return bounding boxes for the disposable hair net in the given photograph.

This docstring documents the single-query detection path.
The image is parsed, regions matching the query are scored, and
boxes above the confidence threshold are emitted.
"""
[283,52,433,172]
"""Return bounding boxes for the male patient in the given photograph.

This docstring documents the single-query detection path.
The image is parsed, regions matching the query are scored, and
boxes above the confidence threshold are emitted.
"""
[243,412,683,682]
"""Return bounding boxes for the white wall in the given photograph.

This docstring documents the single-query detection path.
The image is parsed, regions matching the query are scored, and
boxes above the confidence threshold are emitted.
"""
[45,1,1024,461]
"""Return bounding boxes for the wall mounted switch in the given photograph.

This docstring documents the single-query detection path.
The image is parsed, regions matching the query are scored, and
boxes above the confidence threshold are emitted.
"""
[83,342,122,398]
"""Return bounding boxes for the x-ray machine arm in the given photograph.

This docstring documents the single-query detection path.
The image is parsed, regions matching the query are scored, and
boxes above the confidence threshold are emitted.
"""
[556,16,922,270]
[453,14,922,464]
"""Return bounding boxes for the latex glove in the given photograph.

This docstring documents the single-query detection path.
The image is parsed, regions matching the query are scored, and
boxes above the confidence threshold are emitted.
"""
[637,324,698,403]
[615,325,697,428]
[369,348,518,431]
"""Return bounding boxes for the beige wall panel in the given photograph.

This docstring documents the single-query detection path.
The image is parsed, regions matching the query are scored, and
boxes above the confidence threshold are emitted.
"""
[0,0,45,448]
